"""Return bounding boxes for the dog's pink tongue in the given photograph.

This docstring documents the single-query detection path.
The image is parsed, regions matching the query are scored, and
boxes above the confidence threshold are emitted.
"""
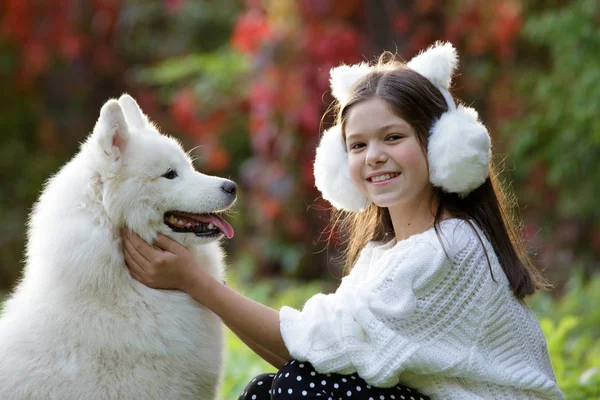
[205,215,234,239]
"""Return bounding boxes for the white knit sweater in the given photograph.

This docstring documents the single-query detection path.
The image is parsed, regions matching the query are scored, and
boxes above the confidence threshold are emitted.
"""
[280,219,563,399]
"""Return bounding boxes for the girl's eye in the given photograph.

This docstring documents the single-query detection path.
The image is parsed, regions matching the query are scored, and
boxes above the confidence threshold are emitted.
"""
[349,142,365,150]
[162,169,178,179]
[386,134,404,141]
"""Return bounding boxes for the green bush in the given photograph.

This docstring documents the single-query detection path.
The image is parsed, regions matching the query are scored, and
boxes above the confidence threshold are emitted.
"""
[527,272,600,399]
[508,0,600,219]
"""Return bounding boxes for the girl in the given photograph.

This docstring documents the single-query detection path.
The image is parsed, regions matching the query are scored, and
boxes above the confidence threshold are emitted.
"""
[122,42,563,399]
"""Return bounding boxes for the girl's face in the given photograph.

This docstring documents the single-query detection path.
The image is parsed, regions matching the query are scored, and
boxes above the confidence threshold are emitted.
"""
[345,97,433,210]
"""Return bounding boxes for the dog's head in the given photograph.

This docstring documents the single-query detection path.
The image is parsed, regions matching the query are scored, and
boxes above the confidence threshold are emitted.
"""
[87,94,236,246]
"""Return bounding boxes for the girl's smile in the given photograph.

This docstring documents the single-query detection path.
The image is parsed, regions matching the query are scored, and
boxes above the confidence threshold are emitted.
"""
[367,171,401,185]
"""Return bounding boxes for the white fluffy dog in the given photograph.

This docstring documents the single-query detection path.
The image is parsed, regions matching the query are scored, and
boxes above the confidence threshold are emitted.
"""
[0,95,237,399]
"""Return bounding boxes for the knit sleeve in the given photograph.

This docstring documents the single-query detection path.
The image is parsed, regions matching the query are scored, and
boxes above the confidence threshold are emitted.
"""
[279,221,489,387]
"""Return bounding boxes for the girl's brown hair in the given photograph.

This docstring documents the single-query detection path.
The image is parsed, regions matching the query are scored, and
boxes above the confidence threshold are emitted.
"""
[331,57,550,299]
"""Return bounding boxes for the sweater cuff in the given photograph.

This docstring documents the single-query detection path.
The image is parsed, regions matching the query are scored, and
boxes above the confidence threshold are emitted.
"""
[279,305,309,362]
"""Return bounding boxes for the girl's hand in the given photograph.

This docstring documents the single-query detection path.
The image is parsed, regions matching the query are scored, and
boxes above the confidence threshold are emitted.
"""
[121,229,202,292]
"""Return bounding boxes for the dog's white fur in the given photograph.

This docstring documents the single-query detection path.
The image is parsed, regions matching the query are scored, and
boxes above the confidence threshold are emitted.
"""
[0,95,235,399]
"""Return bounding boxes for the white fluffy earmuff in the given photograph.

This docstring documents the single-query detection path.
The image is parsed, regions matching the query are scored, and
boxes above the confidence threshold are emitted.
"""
[428,104,490,196]
[313,41,491,211]
[313,125,371,211]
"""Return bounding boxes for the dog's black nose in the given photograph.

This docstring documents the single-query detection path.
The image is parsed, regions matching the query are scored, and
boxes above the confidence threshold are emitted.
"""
[221,181,237,196]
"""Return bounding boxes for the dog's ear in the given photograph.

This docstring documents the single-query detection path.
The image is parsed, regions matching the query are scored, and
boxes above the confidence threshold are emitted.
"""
[118,94,150,131]
[95,99,130,163]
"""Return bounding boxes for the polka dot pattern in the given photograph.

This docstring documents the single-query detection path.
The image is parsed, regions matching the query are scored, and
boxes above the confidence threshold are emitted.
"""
[238,360,429,399]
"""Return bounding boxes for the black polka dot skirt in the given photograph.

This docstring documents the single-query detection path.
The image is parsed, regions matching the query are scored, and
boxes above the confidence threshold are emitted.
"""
[238,360,430,400]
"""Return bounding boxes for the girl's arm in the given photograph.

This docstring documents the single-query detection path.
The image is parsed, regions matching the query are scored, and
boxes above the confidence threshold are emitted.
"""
[191,274,292,364]
[121,230,292,364]
[223,314,289,369]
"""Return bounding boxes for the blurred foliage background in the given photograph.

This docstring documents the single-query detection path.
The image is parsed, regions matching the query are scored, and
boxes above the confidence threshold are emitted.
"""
[0,0,599,398]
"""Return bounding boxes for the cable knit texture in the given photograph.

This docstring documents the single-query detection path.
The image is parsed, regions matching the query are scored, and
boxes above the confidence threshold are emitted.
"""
[280,219,563,399]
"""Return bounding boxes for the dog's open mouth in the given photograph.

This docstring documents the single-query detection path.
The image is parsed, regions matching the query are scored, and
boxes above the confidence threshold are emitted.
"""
[164,211,234,239]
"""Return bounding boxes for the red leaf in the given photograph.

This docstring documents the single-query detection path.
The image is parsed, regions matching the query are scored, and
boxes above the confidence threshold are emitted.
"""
[22,39,50,78]
[414,0,438,15]
[170,88,198,131]
[59,32,85,61]
[262,197,282,220]
[392,12,410,35]
[231,9,272,55]
[205,144,231,172]
[165,0,185,15]
[492,1,522,59]
[0,0,33,45]
[203,110,227,136]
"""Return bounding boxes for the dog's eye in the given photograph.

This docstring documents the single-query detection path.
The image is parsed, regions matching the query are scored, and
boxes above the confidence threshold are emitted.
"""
[162,169,178,180]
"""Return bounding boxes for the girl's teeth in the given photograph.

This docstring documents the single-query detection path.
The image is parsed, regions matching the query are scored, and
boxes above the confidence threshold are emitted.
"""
[371,173,397,182]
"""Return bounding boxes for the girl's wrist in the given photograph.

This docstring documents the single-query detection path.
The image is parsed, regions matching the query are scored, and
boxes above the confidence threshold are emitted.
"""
[180,267,216,304]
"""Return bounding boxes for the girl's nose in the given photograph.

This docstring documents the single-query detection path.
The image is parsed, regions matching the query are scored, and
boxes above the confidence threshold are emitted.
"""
[365,144,387,166]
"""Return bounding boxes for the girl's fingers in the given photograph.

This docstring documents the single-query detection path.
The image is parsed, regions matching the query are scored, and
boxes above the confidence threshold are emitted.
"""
[124,246,157,288]
[123,236,151,276]
[153,234,185,254]
[129,270,144,284]
[124,229,160,262]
